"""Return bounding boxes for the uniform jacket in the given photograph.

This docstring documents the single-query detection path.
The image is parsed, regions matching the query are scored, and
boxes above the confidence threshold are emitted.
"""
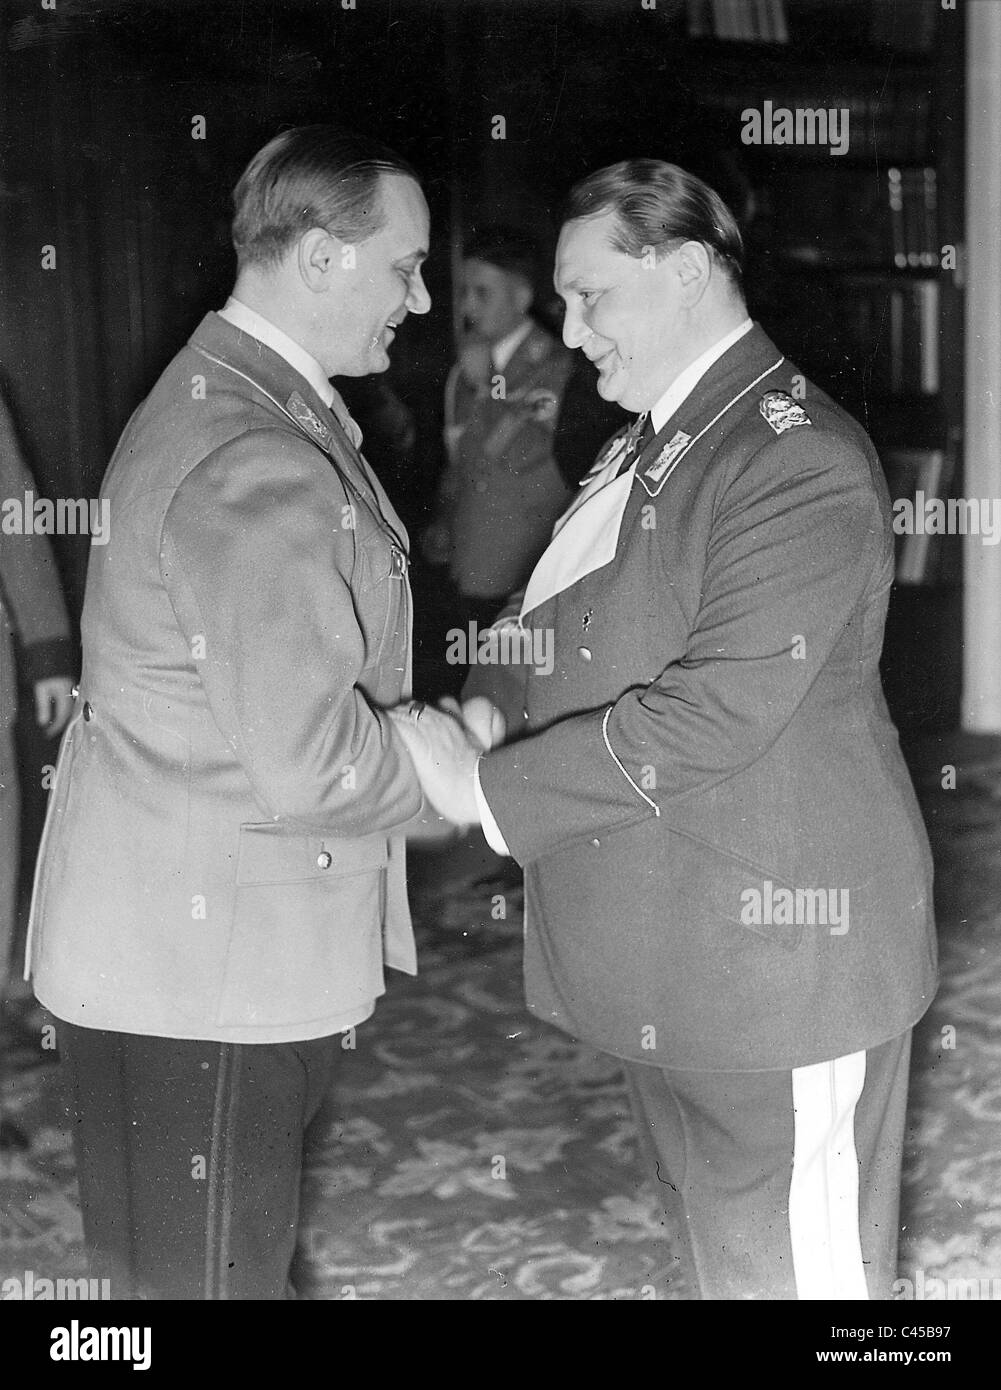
[477,323,938,1072]
[0,392,73,730]
[437,321,574,598]
[26,312,423,1043]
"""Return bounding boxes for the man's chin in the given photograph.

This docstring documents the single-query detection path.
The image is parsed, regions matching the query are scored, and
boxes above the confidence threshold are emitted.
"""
[361,344,392,374]
[595,370,624,404]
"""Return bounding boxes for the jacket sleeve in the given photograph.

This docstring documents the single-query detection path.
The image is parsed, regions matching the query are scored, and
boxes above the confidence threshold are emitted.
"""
[0,393,74,685]
[478,429,888,865]
[159,426,422,836]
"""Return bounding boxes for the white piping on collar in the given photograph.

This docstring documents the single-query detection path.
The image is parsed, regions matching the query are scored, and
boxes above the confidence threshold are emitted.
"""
[637,356,785,498]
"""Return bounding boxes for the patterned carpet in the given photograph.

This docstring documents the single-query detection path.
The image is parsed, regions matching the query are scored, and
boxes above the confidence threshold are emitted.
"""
[2,737,1000,1300]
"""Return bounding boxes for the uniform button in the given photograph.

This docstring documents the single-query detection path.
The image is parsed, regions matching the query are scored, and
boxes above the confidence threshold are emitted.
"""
[591,838,600,847]
[316,851,333,870]
[577,646,592,661]
[82,701,94,721]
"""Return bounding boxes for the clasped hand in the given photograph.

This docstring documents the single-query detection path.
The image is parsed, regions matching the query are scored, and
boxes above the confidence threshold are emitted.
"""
[388,696,506,828]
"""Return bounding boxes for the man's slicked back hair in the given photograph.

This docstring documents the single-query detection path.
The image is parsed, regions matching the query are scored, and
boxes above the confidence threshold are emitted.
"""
[563,158,744,291]
[232,124,421,270]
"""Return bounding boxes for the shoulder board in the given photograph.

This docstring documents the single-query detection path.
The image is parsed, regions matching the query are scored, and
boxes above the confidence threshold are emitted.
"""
[759,390,812,435]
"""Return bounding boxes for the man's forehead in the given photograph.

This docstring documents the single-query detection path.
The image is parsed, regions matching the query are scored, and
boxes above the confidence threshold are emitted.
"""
[463,258,517,283]
[555,213,623,286]
[378,173,429,249]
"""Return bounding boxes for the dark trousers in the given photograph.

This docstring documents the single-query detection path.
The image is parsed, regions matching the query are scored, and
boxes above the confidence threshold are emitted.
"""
[625,1030,912,1300]
[59,1021,342,1300]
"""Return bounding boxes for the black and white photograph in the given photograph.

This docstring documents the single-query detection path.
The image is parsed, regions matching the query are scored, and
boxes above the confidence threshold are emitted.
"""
[0,0,997,1351]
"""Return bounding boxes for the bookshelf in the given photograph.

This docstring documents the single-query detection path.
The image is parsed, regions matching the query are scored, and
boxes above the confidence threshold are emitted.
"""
[664,0,964,731]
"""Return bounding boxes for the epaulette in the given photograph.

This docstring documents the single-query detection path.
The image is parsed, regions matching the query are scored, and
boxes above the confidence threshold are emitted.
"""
[759,390,812,435]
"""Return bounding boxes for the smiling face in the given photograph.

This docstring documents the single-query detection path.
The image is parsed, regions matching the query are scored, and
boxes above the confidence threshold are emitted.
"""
[319,172,431,376]
[555,211,700,413]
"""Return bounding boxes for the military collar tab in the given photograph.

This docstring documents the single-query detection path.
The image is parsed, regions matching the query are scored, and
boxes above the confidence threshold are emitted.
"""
[637,356,785,497]
[286,391,334,452]
[191,344,344,463]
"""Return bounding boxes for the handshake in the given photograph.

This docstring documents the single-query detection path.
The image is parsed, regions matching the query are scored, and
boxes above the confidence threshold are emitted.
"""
[389,695,506,828]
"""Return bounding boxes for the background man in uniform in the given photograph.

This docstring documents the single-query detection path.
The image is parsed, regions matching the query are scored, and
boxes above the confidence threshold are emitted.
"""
[394,159,938,1301]
[26,124,432,1299]
[423,227,575,639]
[0,390,74,1151]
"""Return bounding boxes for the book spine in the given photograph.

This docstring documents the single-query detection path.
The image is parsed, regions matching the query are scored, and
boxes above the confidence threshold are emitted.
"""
[888,167,906,269]
[919,279,940,394]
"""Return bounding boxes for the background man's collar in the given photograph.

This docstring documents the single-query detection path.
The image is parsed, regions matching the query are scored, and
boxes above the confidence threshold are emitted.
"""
[650,318,753,433]
[219,297,335,410]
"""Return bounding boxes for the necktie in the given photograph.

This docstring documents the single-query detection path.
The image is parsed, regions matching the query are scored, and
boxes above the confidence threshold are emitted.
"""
[616,412,654,476]
[328,391,364,450]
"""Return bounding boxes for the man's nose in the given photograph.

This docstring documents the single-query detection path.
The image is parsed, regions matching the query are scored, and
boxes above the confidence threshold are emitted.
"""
[407,268,432,316]
[562,303,590,350]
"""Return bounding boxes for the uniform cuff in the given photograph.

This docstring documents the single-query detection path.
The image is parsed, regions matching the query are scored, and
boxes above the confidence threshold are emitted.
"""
[474,755,510,856]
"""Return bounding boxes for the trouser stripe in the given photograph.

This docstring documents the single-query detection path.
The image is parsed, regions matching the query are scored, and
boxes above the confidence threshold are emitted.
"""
[204,1043,239,1300]
[789,1049,869,1299]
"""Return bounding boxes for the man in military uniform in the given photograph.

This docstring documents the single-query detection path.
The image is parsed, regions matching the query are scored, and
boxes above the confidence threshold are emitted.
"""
[0,392,75,1150]
[423,227,575,637]
[26,125,431,1298]
[394,159,938,1300]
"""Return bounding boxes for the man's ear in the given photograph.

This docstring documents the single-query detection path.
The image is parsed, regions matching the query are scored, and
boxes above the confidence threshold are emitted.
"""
[673,240,712,305]
[298,228,342,292]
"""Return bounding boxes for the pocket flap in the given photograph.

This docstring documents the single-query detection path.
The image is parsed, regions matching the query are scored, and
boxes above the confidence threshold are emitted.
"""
[236,823,388,886]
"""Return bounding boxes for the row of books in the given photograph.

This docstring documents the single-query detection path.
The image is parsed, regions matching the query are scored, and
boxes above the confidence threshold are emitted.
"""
[882,278,941,396]
[702,87,934,162]
[773,275,941,402]
[888,167,939,270]
[768,166,939,270]
[687,0,789,43]
[687,0,937,53]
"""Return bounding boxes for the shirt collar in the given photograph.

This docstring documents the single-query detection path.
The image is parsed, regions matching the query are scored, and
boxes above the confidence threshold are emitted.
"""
[218,297,336,411]
[649,317,753,434]
[491,317,534,372]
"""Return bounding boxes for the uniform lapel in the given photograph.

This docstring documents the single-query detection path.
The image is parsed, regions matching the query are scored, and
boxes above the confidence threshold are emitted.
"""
[635,325,785,498]
[190,313,400,533]
[519,324,786,617]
